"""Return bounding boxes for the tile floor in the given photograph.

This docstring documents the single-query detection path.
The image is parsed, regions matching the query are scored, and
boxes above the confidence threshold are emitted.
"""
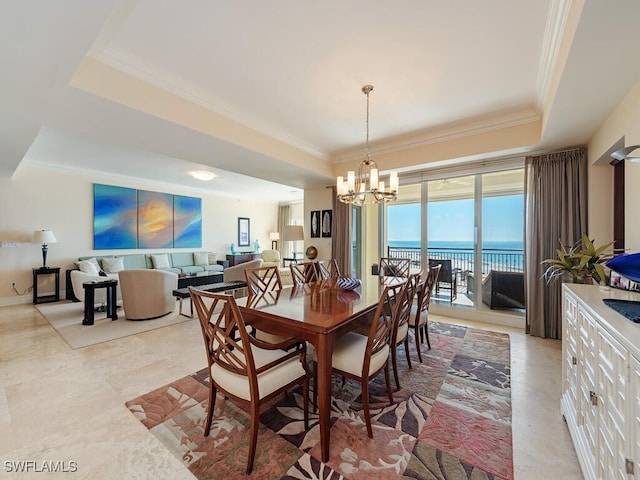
[0,303,583,479]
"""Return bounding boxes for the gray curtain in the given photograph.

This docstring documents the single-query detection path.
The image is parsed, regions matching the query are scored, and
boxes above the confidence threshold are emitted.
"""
[524,147,587,338]
[331,187,352,276]
[277,204,290,258]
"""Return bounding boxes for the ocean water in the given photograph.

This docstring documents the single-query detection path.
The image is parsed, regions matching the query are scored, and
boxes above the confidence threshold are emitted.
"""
[389,240,523,251]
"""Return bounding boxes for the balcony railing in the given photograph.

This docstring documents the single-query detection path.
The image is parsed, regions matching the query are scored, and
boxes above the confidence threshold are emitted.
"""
[387,246,524,275]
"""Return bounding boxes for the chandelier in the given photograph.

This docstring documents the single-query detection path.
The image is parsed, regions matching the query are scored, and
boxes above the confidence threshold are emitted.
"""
[336,85,398,205]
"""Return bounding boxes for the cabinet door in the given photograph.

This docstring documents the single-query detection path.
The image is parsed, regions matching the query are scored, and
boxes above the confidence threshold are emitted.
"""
[596,326,629,480]
[631,354,640,480]
[577,305,598,467]
[563,292,579,419]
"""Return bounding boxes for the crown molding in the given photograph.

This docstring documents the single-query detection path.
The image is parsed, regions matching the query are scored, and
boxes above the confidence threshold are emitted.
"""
[86,48,329,161]
[331,107,540,164]
[536,0,575,112]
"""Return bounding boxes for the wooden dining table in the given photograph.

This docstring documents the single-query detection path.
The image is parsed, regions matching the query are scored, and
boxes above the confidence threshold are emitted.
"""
[237,275,405,462]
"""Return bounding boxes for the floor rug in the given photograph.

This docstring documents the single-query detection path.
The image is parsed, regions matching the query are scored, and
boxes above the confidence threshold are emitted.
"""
[37,301,191,349]
[125,322,512,479]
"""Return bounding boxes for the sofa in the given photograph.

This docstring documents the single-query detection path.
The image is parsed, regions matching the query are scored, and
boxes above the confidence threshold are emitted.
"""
[67,251,226,304]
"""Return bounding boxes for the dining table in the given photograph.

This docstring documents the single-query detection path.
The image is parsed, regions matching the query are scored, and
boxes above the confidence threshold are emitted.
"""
[237,275,406,463]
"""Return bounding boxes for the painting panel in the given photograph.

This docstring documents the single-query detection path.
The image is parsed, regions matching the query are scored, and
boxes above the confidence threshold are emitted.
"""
[321,209,332,238]
[238,217,250,247]
[138,190,174,248]
[310,210,320,238]
[93,184,137,249]
[174,195,202,248]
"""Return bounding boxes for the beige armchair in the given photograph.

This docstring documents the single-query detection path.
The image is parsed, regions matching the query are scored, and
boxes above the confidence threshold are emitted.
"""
[118,269,178,320]
[260,250,294,285]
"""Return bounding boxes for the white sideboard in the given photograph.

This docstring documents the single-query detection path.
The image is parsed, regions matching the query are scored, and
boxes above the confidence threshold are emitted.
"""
[562,284,640,480]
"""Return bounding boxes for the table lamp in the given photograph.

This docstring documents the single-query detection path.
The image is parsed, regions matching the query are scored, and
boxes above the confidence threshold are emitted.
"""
[283,225,304,259]
[33,230,57,268]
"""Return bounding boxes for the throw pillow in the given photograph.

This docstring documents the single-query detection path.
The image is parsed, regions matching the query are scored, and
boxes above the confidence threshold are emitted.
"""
[193,252,209,266]
[78,260,99,276]
[75,257,100,270]
[102,256,124,273]
[151,254,170,269]
[207,252,218,264]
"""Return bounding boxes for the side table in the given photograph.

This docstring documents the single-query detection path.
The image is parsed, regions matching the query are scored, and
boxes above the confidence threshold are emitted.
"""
[82,279,118,325]
[32,267,60,304]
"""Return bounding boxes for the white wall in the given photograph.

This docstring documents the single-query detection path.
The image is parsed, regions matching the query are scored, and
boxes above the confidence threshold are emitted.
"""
[0,165,278,305]
[588,78,640,252]
[304,187,333,261]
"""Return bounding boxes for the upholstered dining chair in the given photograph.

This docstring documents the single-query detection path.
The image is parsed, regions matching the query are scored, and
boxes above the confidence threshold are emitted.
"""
[409,264,441,361]
[390,274,419,390]
[312,281,404,438]
[244,265,291,344]
[189,288,309,475]
[290,261,319,285]
[317,259,340,280]
[379,257,410,278]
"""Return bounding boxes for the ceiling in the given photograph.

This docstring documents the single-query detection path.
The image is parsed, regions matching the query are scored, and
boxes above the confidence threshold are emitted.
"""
[3,1,640,203]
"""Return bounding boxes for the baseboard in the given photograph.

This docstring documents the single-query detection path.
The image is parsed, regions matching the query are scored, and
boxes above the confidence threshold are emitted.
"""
[0,289,69,308]
[430,303,525,329]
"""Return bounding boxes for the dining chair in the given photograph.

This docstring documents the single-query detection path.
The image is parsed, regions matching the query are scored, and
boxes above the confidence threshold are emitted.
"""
[189,287,309,474]
[290,261,319,285]
[245,265,290,344]
[312,282,404,438]
[379,257,410,278]
[317,259,340,280]
[390,274,419,390]
[409,264,441,360]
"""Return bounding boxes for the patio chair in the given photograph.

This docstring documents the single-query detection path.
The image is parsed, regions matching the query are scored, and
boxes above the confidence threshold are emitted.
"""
[428,258,457,301]
[189,288,309,474]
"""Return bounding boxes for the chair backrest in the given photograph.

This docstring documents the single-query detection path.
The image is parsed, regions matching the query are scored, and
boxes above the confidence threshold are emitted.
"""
[392,277,417,345]
[245,265,282,296]
[317,259,340,280]
[261,249,281,265]
[379,257,410,278]
[418,264,441,312]
[428,258,452,284]
[362,282,406,375]
[290,261,319,285]
[189,288,257,382]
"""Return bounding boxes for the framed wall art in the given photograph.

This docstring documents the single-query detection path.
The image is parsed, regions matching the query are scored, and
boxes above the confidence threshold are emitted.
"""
[238,217,250,247]
[321,209,332,238]
[310,210,320,238]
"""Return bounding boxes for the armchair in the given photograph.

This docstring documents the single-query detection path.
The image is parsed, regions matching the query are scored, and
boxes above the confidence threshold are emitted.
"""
[118,269,178,320]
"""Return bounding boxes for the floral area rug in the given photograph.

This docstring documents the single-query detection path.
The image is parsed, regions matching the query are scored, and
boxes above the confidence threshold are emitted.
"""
[125,322,512,479]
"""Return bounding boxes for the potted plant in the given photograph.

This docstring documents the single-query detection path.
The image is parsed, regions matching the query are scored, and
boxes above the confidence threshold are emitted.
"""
[542,234,614,284]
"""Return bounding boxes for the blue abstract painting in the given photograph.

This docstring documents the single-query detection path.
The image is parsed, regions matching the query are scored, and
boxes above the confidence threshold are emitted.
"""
[138,190,174,249]
[94,184,137,249]
[174,195,202,248]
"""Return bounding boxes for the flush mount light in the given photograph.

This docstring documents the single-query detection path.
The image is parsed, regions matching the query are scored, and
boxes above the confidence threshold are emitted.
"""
[190,171,216,181]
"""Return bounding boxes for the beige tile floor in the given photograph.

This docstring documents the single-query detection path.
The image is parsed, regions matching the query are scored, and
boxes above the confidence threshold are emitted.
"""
[0,304,583,479]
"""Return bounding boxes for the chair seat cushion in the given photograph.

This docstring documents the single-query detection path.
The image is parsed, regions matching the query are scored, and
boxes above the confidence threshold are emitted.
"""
[212,343,305,401]
[408,305,426,327]
[315,332,389,377]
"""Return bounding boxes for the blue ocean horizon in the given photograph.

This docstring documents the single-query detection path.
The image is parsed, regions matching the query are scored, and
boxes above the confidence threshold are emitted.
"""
[389,240,524,251]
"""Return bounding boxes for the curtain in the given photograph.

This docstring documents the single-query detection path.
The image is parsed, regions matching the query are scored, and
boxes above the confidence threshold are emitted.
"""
[524,147,587,338]
[277,204,290,258]
[331,187,352,276]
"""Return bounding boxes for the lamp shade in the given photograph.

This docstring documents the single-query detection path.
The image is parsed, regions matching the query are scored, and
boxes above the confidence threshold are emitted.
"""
[33,230,57,245]
[269,232,280,241]
[283,225,304,241]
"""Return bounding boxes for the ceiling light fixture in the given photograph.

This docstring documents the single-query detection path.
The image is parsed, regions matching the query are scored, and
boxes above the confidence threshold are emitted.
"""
[611,145,640,162]
[190,170,216,181]
[336,85,398,205]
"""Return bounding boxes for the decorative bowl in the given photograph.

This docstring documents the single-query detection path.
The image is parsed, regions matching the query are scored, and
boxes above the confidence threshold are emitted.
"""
[336,277,361,291]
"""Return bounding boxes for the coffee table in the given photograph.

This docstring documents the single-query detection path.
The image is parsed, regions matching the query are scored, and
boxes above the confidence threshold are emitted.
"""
[177,271,223,289]
[172,281,247,317]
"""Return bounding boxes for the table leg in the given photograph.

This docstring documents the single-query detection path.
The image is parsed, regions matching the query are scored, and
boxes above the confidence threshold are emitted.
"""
[109,285,118,320]
[315,334,335,463]
[83,287,95,325]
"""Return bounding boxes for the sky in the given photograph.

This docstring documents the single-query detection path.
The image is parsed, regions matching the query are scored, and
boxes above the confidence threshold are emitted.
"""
[387,194,524,244]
